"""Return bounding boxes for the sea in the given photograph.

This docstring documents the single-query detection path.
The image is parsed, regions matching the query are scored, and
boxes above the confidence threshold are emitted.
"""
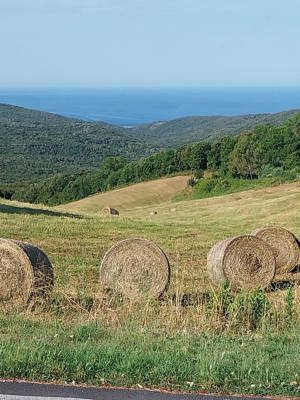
[1,87,300,127]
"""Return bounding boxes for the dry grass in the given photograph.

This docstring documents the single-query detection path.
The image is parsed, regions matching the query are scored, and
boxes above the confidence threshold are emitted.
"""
[0,180,299,332]
[60,175,190,214]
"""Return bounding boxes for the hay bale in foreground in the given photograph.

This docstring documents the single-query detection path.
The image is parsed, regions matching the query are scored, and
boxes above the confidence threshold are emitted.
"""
[251,226,299,276]
[102,207,119,216]
[0,238,54,308]
[100,238,170,299]
[207,235,275,290]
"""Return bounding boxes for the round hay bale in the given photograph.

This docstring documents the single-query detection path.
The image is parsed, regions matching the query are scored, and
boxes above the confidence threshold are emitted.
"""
[102,207,119,216]
[100,238,170,299]
[207,235,275,290]
[0,238,54,308]
[251,226,299,275]
[149,211,157,216]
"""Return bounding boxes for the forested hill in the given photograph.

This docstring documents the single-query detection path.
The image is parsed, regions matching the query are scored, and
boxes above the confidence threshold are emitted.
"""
[10,113,300,206]
[131,109,300,147]
[0,104,157,183]
[1,103,300,184]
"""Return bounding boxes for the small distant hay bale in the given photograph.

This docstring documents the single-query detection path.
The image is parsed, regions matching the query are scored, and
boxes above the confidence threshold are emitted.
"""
[170,208,177,212]
[100,238,170,299]
[149,211,157,216]
[207,235,275,290]
[102,207,119,216]
[0,239,54,309]
[251,226,299,276]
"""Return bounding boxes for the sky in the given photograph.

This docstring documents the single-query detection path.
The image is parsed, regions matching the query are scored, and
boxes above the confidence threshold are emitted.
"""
[1,0,300,88]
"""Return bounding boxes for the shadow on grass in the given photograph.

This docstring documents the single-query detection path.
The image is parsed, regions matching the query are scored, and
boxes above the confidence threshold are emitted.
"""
[0,203,83,219]
[169,292,211,306]
[270,266,300,292]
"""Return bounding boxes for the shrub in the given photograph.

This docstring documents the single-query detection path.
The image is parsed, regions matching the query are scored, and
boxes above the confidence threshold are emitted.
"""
[187,177,197,187]
[194,168,204,179]
[285,286,296,325]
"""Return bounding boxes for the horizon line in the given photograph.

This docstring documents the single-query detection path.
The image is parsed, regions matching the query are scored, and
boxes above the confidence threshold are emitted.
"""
[1,85,300,90]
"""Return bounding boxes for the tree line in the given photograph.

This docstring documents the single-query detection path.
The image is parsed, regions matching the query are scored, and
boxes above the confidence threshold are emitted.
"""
[9,114,300,205]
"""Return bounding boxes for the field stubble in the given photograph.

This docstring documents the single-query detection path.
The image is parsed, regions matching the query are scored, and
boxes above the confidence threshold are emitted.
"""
[0,181,299,395]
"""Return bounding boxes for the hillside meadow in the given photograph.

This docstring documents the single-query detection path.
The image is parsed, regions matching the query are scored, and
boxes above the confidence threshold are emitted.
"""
[62,175,190,214]
[0,180,299,396]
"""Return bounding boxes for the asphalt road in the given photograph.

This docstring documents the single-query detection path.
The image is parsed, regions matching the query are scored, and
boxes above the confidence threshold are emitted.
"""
[0,381,272,400]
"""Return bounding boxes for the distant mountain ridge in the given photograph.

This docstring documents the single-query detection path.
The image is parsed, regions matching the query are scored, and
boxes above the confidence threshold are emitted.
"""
[1,103,299,184]
[0,104,157,183]
[131,109,300,147]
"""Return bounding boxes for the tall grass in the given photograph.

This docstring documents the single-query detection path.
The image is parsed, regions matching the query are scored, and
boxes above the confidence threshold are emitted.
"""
[0,286,299,396]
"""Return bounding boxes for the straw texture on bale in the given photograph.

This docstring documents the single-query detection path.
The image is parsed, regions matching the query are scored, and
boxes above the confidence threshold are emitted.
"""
[0,238,54,307]
[207,235,275,290]
[251,226,299,276]
[102,207,119,216]
[100,238,170,299]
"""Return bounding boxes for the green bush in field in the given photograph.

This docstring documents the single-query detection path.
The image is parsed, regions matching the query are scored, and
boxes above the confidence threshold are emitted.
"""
[248,288,269,330]
[207,285,272,333]
[285,286,296,325]
[207,283,234,321]
[193,168,204,179]
[187,177,197,187]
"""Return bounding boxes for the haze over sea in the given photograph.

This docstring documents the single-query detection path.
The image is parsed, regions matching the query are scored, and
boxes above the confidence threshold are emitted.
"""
[1,87,300,127]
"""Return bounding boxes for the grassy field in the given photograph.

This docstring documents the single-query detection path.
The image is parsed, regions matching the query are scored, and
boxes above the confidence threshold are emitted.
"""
[61,175,190,214]
[0,179,299,396]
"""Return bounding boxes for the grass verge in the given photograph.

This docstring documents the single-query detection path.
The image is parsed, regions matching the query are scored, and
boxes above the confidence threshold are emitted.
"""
[0,315,299,396]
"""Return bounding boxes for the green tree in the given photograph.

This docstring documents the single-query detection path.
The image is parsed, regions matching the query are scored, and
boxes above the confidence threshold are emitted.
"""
[219,136,236,174]
[207,140,222,171]
[189,142,211,170]
[207,136,235,173]
[229,133,263,179]
[282,115,300,169]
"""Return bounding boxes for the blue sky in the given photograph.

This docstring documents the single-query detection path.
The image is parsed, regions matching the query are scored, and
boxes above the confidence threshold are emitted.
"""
[1,0,300,87]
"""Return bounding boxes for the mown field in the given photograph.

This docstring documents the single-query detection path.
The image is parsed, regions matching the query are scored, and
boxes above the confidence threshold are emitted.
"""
[62,175,190,214]
[0,179,299,396]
